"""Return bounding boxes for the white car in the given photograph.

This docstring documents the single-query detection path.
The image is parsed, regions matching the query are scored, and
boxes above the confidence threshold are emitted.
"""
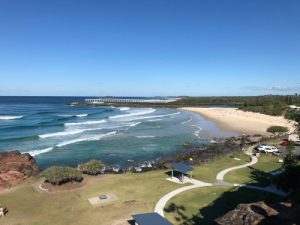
[261,146,278,153]
[257,145,272,151]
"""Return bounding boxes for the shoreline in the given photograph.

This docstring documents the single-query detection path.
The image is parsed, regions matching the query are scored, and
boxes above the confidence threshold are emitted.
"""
[180,107,296,135]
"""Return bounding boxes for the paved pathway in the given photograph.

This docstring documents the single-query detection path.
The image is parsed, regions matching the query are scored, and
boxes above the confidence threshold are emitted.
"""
[155,149,288,217]
[215,155,258,183]
[154,180,212,217]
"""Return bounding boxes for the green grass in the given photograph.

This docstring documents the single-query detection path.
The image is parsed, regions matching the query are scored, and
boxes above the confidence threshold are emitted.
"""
[224,154,282,187]
[0,151,284,225]
[0,171,181,225]
[192,152,249,183]
[165,186,282,225]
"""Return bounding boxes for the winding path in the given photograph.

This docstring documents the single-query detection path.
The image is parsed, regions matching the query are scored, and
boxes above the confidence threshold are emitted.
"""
[154,154,287,217]
[216,155,258,183]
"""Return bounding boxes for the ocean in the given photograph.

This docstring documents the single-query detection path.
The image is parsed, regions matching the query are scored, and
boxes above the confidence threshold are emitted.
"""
[0,96,238,170]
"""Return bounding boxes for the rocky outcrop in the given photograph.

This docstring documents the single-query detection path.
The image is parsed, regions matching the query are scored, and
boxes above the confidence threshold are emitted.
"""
[0,151,39,189]
[214,201,300,225]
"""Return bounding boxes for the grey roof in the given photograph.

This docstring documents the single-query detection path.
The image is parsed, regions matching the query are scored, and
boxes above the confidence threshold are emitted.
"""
[171,162,193,173]
[132,213,173,225]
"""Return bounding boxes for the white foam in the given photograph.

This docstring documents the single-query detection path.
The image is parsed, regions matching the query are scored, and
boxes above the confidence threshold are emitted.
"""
[0,115,23,120]
[65,119,106,126]
[56,131,117,147]
[136,136,155,138]
[119,107,130,111]
[123,112,180,121]
[181,117,193,125]
[192,124,203,137]
[59,114,88,118]
[76,114,88,117]
[128,122,141,127]
[39,127,103,138]
[26,147,53,156]
[109,108,156,119]
[147,119,163,122]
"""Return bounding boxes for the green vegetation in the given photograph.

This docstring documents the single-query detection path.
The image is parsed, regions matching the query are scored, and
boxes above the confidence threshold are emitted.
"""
[275,142,300,195]
[165,186,281,225]
[42,166,83,185]
[224,155,282,187]
[78,159,105,175]
[285,109,300,125]
[192,152,249,183]
[173,95,300,116]
[266,125,288,134]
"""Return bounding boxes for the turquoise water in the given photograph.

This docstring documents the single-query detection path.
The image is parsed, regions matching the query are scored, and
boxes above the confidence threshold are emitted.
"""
[0,97,238,169]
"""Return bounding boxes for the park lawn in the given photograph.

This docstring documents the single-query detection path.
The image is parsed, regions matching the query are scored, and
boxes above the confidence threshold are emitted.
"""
[192,152,249,183]
[0,171,182,225]
[224,154,282,187]
[165,185,282,225]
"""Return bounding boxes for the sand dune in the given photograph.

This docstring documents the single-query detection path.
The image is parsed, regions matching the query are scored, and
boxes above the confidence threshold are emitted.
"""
[180,107,296,135]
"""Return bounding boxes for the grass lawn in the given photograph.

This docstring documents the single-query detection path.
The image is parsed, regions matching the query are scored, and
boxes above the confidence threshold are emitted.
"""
[0,171,181,225]
[0,151,282,225]
[165,186,283,225]
[192,152,249,183]
[224,154,282,187]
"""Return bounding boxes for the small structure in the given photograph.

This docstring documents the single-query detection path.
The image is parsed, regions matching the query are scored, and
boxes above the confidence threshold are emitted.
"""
[88,193,118,205]
[132,213,173,225]
[171,162,193,182]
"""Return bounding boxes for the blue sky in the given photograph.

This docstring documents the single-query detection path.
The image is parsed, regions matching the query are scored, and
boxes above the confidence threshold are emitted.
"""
[0,0,299,96]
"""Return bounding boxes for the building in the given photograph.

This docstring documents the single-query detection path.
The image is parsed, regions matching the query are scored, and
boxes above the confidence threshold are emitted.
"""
[132,213,173,225]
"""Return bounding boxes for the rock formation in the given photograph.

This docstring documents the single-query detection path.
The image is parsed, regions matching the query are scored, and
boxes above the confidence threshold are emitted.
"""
[0,151,39,189]
[214,201,300,225]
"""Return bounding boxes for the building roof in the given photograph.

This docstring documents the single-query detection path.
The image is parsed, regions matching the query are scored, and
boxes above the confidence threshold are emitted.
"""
[171,162,193,173]
[132,213,173,225]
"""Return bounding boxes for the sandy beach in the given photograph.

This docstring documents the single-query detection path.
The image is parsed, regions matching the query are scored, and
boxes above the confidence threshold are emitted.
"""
[180,107,296,135]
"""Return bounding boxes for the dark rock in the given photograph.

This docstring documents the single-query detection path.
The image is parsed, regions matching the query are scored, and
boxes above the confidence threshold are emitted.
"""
[214,201,300,225]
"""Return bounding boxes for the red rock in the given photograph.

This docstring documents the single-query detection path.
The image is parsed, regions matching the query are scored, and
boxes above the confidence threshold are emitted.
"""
[0,151,39,189]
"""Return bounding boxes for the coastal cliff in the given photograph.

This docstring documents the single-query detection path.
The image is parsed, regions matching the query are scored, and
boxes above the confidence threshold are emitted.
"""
[0,151,39,189]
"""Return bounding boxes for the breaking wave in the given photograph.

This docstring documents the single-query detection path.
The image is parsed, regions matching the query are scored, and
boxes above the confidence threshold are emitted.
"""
[119,107,130,111]
[26,147,54,156]
[65,119,106,126]
[0,115,23,120]
[136,135,155,138]
[39,127,103,138]
[109,108,156,119]
[56,131,117,147]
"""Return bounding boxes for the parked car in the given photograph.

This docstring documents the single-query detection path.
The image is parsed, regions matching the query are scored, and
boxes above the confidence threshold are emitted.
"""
[255,144,269,151]
[272,150,284,156]
[259,146,278,153]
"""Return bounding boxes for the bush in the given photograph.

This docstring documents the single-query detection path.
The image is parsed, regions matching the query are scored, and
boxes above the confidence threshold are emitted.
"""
[266,125,288,134]
[78,159,105,175]
[42,166,83,185]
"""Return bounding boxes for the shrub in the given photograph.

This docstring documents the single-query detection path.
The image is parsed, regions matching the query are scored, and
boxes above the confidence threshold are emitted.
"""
[266,125,288,134]
[78,159,105,175]
[42,166,83,185]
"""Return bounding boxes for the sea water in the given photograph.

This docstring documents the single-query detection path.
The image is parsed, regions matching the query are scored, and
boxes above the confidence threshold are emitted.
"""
[0,96,238,169]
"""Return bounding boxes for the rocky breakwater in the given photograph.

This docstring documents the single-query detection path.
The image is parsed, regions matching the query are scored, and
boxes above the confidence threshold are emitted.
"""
[0,151,39,190]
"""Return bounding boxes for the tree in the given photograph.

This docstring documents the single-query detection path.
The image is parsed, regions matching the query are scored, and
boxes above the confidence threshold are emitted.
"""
[78,159,105,175]
[42,166,83,185]
[266,126,288,135]
[283,142,297,170]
